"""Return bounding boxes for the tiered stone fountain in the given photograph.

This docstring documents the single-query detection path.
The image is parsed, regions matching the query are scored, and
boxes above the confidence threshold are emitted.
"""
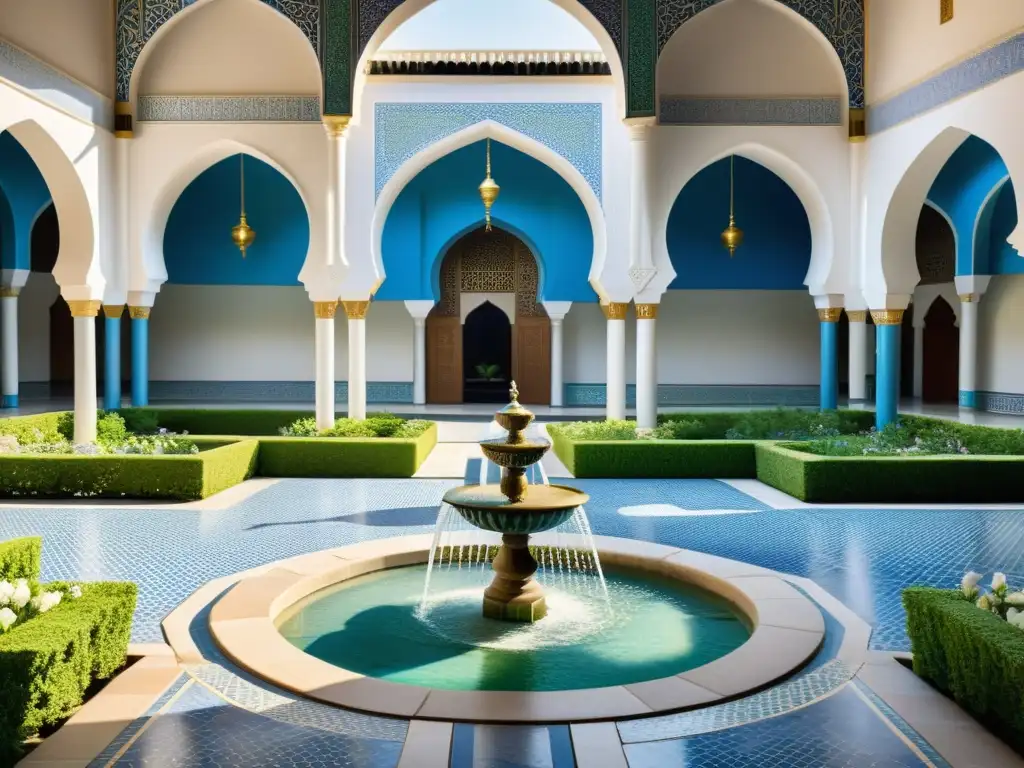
[441,382,589,622]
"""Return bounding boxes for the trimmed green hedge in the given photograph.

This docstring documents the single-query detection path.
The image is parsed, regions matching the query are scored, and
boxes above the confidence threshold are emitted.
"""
[0,413,63,443]
[755,443,1024,503]
[0,581,137,763]
[0,538,41,583]
[118,408,316,437]
[553,437,757,478]
[255,422,438,478]
[904,587,1024,753]
[0,439,258,501]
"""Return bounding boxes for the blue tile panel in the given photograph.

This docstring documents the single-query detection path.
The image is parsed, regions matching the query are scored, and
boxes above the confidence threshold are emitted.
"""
[622,685,933,768]
[149,380,414,403]
[868,32,1024,134]
[975,390,1024,414]
[451,724,575,768]
[374,103,603,201]
[660,98,842,126]
[564,384,819,407]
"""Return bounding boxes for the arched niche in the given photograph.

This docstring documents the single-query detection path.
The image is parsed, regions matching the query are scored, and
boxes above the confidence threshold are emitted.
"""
[376,136,596,304]
[657,0,847,109]
[163,153,310,286]
[666,156,811,290]
[915,204,956,287]
[977,181,1019,276]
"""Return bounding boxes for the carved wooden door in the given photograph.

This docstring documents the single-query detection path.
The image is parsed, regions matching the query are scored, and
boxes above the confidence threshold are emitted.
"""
[426,315,463,404]
[512,316,551,405]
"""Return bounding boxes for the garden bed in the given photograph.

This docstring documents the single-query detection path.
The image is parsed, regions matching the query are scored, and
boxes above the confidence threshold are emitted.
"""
[0,537,136,763]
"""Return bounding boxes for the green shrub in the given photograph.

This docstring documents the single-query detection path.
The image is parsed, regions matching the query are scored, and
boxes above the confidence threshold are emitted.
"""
[904,587,1024,754]
[570,440,757,478]
[280,413,433,440]
[0,538,41,584]
[118,409,159,435]
[119,409,313,437]
[0,581,136,763]
[279,417,319,437]
[651,418,721,440]
[0,413,63,444]
[722,408,874,440]
[548,420,639,441]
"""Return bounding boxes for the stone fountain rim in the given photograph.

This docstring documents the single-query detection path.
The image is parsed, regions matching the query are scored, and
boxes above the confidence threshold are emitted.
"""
[194,534,826,725]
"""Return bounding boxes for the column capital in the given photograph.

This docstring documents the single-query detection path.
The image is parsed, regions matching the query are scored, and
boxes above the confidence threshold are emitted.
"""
[68,300,102,318]
[342,300,370,320]
[404,299,436,321]
[0,287,19,298]
[817,308,842,323]
[959,293,978,303]
[870,309,904,326]
[103,304,125,319]
[954,274,990,299]
[323,115,351,138]
[601,302,629,320]
[128,306,151,320]
[635,303,659,320]
[115,101,133,139]
[845,310,867,323]
[541,300,572,322]
[314,300,339,319]
[624,116,657,139]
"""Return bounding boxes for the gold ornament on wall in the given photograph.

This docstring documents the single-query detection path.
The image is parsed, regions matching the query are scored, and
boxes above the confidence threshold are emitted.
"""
[479,139,500,233]
[231,155,256,257]
[940,0,954,24]
[720,155,744,257]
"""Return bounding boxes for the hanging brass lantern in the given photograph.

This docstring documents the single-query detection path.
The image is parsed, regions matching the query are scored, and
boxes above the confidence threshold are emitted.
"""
[231,154,256,257]
[479,138,500,232]
[720,155,744,257]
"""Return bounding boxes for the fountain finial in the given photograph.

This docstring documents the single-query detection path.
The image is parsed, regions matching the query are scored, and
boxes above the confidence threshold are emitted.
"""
[509,380,519,403]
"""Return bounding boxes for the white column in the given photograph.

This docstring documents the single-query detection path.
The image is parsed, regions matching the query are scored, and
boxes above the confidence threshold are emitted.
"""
[635,304,658,430]
[847,310,868,401]
[542,301,572,407]
[604,302,628,420]
[404,300,434,406]
[912,323,925,399]
[69,300,100,444]
[626,117,657,293]
[344,301,368,420]
[324,117,350,268]
[959,294,979,406]
[1,289,18,408]
[314,301,337,430]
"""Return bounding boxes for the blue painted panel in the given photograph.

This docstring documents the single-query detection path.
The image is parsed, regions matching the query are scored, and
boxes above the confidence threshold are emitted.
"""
[164,154,309,285]
[667,156,811,290]
[0,131,53,270]
[985,181,1021,275]
[926,135,1009,275]
[377,140,596,303]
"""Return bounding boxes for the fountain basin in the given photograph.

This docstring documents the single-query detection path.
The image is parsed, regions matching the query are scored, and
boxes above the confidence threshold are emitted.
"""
[204,535,826,724]
[442,483,587,534]
[478,437,550,469]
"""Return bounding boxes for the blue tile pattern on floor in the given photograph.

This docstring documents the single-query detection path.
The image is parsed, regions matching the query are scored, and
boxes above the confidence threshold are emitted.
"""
[450,724,575,768]
[103,680,405,768]
[851,680,951,767]
[622,685,932,768]
[89,672,189,767]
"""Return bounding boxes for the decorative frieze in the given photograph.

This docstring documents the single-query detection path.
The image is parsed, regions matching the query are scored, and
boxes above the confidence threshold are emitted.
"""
[660,97,842,126]
[137,96,321,123]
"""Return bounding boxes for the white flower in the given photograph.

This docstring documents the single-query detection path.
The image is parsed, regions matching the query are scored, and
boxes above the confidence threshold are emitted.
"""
[993,572,1007,591]
[0,581,13,606]
[977,594,992,611]
[31,591,62,614]
[1009,609,1024,630]
[68,585,82,599]
[1006,592,1024,608]
[0,607,16,632]
[961,571,983,598]
[11,580,31,609]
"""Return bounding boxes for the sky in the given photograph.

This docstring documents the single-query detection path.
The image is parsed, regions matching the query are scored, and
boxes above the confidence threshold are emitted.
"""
[379,0,601,51]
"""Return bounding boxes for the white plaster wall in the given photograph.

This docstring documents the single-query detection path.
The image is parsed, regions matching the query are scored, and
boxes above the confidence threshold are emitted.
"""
[135,0,321,97]
[657,0,845,98]
[17,272,59,383]
[657,291,820,385]
[129,122,330,299]
[867,0,1024,104]
[978,275,1024,395]
[364,302,414,382]
[650,124,851,297]
[351,77,631,301]
[0,0,114,98]
[561,302,637,385]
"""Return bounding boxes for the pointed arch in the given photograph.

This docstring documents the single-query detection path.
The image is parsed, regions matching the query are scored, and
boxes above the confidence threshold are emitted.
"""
[372,120,608,299]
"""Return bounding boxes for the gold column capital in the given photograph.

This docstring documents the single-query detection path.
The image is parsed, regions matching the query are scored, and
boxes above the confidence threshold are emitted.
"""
[68,300,101,318]
[817,307,843,323]
[102,304,125,319]
[0,287,20,298]
[870,309,904,326]
[323,115,351,138]
[848,107,866,143]
[115,101,134,139]
[342,300,370,320]
[959,293,977,303]
[635,303,659,320]
[314,300,339,319]
[601,302,628,320]
[128,306,151,320]
[845,310,867,322]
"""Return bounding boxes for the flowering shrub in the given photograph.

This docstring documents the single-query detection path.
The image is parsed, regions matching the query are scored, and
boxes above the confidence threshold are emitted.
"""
[7,412,198,456]
[796,421,999,457]
[959,571,1024,629]
[0,578,82,635]
[279,414,433,439]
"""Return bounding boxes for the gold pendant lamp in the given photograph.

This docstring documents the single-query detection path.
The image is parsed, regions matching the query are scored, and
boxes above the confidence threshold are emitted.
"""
[479,138,500,233]
[231,154,256,257]
[720,155,744,258]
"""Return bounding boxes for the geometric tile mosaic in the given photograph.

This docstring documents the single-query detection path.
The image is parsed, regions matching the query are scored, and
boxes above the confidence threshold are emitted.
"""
[374,103,603,201]
[137,96,321,122]
[564,383,819,407]
[149,380,414,404]
[660,97,842,126]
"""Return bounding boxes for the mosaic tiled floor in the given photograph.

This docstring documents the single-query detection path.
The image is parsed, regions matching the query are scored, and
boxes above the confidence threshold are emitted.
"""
[3,465,1019,765]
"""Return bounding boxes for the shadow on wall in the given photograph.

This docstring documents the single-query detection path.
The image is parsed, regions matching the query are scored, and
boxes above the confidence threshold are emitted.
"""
[377,140,595,303]
[667,156,812,290]
[163,153,310,286]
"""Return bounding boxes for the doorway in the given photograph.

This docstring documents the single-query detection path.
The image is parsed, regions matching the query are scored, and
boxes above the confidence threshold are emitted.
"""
[922,298,959,403]
[463,302,512,403]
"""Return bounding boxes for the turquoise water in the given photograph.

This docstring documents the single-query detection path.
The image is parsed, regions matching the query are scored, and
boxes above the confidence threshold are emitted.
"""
[277,565,750,692]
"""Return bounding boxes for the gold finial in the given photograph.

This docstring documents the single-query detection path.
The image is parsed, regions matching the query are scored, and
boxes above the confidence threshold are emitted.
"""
[479,138,500,233]
[231,155,255,257]
[509,380,519,403]
[721,155,744,257]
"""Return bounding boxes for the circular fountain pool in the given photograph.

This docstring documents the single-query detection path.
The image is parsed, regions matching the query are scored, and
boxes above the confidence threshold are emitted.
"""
[276,564,750,692]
